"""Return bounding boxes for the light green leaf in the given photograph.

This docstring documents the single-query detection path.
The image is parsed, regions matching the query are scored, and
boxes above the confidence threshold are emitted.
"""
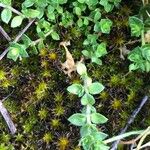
[91,57,102,65]
[94,11,101,22]
[68,113,86,126]
[95,42,107,57]
[11,16,23,28]
[7,47,20,61]
[22,0,34,7]
[22,9,40,18]
[76,62,87,75]
[1,8,12,24]
[81,93,95,105]
[88,82,104,94]
[77,0,85,3]
[75,7,81,16]
[77,18,83,27]
[100,19,113,34]
[51,32,60,40]
[67,84,84,97]
[82,50,91,57]
[91,113,108,124]
[80,124,98,137]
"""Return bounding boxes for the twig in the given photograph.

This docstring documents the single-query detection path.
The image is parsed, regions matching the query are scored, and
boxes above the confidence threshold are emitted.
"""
[1,90,14,102]
[0,19,35,60]
[0,91,16,135]
[124,39,141,46]
[110,96,149,150]
[0,3,23,16]
[0,25,11,41]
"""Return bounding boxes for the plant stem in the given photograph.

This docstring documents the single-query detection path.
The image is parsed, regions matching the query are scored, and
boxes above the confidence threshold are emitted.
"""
[86,105,91,124]
[104,130,144,144]
[0,3,24,16]
[141,29,145,46]
[30,30,53,46]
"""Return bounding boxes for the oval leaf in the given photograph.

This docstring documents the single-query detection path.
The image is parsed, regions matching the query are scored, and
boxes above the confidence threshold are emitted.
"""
[11,16,23,28]
[1,8,12,24]
[68,113,86,126]
[81,93,95,105]
[88,82,104,94]
[91,113,108,124]
[67,84,84,97]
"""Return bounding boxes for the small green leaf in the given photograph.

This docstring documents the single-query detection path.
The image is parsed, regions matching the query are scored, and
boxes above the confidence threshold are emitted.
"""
[77,18,83,27]
[92,132,108,141]
[7,47,20,61]
[22,34,32,47]
[83,17,89,26]
[82,50,91,57]
[47,5,55,14]
[129,64,138,72]
[88,82,104,94]
[51,32,60,40]
[1,8,12,24]
[22,9,40,18]
[81,93,95,105]
[94,11,101,22]
[91,57,102,65]
[129,16,144,37]
[68,113,86,126]
[11,16,23,28]
[75,7,81,16]
[80,124,98,137]
[22,0,34,7]
[67,84,84,97]
[104,3,113,12]
[76,63,87,75]
[100,19,113,34]
[91,113,108,124]
[95,42,107,57]
[77,0,85,3]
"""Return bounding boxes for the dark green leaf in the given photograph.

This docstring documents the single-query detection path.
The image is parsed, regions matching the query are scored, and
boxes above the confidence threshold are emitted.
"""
[129,16,144,37]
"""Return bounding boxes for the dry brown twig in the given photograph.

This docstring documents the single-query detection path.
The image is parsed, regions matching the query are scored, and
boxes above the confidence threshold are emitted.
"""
[60,41,83,78]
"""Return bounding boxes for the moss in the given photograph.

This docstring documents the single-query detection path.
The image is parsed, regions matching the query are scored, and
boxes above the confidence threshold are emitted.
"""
[57,136,70,150]
[111,99,122,110]
[52,105,65,117]
[43,132,53,144]
[50,118,62,129]
[38,108,48,120]
[0,70,6,81]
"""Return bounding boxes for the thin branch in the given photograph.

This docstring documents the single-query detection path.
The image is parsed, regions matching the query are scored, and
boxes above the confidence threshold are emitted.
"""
[0,3,23,16]
[0,91,16,135]
[110,96,148,150]
[1,90,14,102]
[0,19,35,60]
[0,25,11,41]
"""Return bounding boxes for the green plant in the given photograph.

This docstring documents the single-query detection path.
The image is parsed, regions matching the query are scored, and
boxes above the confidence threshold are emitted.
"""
[128,0,150,72]
[0,0,122,62]
[67,62,109,149]
[67,62,145,150]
